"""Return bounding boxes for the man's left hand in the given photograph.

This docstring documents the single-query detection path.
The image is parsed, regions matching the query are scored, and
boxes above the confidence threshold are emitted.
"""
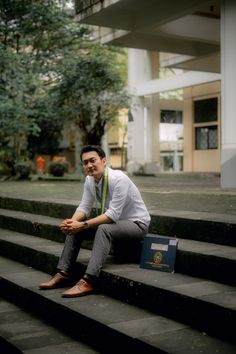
[60,219,84,235]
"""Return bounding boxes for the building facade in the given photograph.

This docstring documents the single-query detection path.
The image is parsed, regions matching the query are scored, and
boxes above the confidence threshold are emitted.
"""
[75,0,236,188]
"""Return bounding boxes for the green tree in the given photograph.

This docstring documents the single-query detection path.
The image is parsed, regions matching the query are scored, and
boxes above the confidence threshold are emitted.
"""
[27,94,64,157]
[0,0,84,166]
[0,44,41,170]
[56,44,129,146]
[0,0,128,171]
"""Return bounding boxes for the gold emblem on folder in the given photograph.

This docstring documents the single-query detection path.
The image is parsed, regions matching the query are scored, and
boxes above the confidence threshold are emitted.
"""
[154,251,162,265]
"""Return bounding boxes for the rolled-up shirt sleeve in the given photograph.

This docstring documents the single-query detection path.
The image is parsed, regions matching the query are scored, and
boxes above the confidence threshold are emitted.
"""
[76,178,94,217]
[105,175,129,222]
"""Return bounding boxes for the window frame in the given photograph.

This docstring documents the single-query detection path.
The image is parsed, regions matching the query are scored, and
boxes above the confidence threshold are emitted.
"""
[193,96,219,151]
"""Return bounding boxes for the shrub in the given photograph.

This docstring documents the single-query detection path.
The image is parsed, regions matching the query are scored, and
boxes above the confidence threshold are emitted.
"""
[48,161,69,177]
[14,161,32,180]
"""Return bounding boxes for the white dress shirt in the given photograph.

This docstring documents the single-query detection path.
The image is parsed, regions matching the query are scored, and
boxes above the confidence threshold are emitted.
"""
[76,167,150,227]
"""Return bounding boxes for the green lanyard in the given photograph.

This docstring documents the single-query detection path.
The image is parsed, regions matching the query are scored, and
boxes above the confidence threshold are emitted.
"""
[94,168,109,215]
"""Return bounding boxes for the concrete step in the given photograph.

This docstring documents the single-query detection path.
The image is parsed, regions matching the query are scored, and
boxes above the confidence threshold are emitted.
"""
[0,209,136,261]
[0,208,64,243]
[0,196,75,219]
[1,206,236,286]
[149,209,236,247]
[0,297,101,354]
[1,196,236,246]
[0,256,235,354]
[0,229,235,344]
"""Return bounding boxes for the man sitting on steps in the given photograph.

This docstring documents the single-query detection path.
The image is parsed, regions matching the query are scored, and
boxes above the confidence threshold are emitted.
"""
[39,145,150,297]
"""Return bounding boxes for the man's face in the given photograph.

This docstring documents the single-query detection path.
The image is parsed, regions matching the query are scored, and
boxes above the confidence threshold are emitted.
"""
[82,151,106,182]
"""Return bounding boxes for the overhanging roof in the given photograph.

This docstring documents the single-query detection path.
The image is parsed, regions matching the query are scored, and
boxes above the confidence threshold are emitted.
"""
[75,0,221,73]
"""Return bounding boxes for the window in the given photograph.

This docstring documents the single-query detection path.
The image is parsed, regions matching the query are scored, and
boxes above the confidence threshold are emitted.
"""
[161,110,182,124]
[195,126,218,150]
[194,97,218,150]
[194,98,218,123]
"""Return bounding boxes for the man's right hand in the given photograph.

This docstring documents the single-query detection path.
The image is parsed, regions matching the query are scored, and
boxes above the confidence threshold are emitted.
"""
[60,219,85,235]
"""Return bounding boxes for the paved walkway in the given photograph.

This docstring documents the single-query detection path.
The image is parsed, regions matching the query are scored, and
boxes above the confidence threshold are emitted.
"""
[0,173,236,218]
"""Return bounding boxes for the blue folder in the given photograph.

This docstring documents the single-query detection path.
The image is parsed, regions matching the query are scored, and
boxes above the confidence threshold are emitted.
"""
[140,234,178,273]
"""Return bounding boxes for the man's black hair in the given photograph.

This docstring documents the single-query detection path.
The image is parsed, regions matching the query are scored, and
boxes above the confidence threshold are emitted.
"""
[80,145,106,161]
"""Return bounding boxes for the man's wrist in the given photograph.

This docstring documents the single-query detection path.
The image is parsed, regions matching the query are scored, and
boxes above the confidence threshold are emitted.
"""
[82,221,89,229]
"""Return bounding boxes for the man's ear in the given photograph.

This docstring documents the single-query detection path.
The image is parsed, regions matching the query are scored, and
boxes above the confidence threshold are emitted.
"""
[102,157,107,166]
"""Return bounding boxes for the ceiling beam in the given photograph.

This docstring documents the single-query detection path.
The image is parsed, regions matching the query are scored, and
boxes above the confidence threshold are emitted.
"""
[106,31,219,57]
[133,71,221,96]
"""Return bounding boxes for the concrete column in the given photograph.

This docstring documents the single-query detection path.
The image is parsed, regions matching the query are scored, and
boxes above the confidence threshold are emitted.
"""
[147,52,161,172]
[128,48,146,88]
[127,95,146,174]
[127,49,147,173]
[144,94,161,173]
[127,49,160,174]
[221,0,236,188]
[151,94,160,163]
[183,88,193,172]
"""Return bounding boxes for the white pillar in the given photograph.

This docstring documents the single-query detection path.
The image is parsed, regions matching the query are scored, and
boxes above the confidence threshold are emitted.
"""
[127,49,147,174]
[221,0,236,188]
[144,51,160,172]
[127,49,160,174]
[143,104,148,162]
[143,94,161,174]
[127,95,146,174]
[150,94,161,166]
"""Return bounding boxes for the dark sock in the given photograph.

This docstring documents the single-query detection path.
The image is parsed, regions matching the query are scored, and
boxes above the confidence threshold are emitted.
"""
[59,270,70,278]
[83,273,96,286]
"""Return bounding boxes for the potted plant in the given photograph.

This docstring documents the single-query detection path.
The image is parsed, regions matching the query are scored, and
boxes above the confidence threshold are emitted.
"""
[14,161,32,179]
[48,161,69,177]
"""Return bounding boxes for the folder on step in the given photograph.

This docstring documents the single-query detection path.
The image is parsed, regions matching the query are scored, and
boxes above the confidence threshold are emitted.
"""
[140,234,178,273]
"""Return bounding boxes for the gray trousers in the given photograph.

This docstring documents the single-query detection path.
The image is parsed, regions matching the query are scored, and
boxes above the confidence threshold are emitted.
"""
[57,220,148,278]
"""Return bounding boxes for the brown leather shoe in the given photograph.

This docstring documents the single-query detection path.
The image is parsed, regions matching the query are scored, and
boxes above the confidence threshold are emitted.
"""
[62,278,94,298]
[39,272,70,290]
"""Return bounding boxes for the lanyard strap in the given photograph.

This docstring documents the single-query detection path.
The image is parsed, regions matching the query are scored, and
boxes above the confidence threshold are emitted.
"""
[101,167,108,214]
[94,168,109,215]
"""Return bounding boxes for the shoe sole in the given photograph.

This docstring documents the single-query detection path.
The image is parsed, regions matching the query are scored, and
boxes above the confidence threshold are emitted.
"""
[61,290,96,298]
[39,281,72,290]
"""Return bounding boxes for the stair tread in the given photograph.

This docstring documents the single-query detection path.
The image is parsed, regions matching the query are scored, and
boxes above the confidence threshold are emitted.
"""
[178,238,236,260]
[1,208,235,260]
[0,208,62,225]
[0,297,101,354]
[0,229,235,310]
[1,196,236,247]
[2,205,236,229]
[0,256,235,354]
[1,195,236,224]
[149,208,236,224]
